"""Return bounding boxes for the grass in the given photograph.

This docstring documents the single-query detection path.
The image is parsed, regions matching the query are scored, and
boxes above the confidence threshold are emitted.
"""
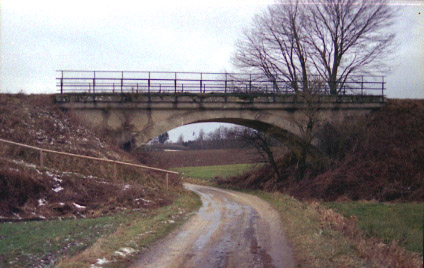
[174,163,260,180]
[324,201,423,254]
[0,191,201,268]
[250,191,367,268]
[57,190,201,268]
[0,213,128,267]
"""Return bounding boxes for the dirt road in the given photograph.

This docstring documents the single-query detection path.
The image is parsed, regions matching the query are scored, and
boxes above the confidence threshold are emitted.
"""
[131,184,295,268]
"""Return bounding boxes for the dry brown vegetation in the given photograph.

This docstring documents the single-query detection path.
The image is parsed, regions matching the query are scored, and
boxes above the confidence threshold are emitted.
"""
[311,202,423,268]
[221,99,424,202]
[0,94,180,220]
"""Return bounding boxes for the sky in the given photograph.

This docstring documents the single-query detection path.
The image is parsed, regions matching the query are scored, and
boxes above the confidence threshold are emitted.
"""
[1,0,423,141]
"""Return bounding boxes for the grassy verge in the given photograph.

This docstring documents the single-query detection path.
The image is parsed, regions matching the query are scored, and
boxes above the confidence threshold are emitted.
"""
[174,163,259,180]
[324,201,423,254]
[0,191,201,268]
[252,191,367,267]
[57,190,201,268]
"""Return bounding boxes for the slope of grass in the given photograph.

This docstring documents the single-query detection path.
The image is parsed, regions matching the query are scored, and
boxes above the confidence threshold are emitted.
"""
[174,163,259,180]
[0,191,201,268]
[324,201,423,254]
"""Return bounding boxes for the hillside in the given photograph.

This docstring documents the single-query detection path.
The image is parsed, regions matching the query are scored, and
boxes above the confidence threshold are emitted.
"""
[222,99,424,202]
[0,94,179,220]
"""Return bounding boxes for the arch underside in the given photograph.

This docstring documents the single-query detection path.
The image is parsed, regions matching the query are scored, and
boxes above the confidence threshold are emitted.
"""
[192,118,305,153]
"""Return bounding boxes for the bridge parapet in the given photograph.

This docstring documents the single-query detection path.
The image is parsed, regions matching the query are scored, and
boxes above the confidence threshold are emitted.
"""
[55,92,384,105]
[56,70,385,103]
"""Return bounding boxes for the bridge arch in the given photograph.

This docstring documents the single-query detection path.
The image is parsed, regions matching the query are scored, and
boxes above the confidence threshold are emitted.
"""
[58,93,383,153]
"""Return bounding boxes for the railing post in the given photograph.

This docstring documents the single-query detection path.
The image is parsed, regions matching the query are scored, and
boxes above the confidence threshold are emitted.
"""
[361,75,364,96]
[224,73,228,102]
[381,76,385,102]
[249,73,252,93]
[200,73,203,94]
[148,72,151,102]
[165,173,169,192]
[174,72,177,94]
[40,150,44,169]
[121,71,124,93]
[60,71,64,95]
[93,71,96,95]
[113,163,117,183]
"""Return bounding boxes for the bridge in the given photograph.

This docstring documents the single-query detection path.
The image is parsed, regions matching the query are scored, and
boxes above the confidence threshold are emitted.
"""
[55,70,385,150]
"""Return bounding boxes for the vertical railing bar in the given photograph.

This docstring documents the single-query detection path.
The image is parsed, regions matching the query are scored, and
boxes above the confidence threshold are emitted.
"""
[60,71,64,95]
[381,76,385,102]
[200,73,203,93]
[249,73,252,94]
[93,71,96,95]
[174,72,177,94]
[148,72,151,94]
[121,71,124,93]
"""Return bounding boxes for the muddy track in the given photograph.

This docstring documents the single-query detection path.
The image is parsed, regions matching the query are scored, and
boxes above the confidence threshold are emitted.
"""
[131,184,295,268]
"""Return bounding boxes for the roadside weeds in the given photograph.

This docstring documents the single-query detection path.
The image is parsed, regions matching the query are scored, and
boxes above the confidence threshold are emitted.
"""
[256,191,423,268]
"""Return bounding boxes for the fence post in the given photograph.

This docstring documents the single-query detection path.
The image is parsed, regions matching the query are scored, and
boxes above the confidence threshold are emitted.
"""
[113,163,117,183]
[40,150,44,169]
[165,173,169,192]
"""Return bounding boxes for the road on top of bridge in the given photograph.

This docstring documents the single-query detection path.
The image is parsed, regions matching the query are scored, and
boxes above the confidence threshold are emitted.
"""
[131,184,295,268]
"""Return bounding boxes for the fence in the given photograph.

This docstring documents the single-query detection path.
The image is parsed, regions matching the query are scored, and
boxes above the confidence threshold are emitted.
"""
[56,70,385,97]
[0,138,178,191]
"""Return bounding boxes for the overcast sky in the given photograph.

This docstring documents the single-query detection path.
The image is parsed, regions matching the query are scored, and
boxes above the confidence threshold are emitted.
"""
[1,0,423,141]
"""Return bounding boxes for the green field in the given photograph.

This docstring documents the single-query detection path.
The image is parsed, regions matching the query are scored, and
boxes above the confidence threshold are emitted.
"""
[0,191,201,267]
[324,201,423,254]
[174,163,260,180]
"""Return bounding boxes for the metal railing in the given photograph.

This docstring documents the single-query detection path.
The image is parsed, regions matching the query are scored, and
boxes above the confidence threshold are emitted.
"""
[0,138,178,191]
[56,70,385,98]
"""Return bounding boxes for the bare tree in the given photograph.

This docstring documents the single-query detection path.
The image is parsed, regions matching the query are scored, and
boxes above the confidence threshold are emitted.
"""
[293,81,323,180]
[233,127,284,182]
[233,0,396,94]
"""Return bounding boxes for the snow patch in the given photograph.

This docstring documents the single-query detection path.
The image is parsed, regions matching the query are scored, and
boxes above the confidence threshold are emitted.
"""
[114,247,136,257]
[38,199,47,206]
[123,184,131,190]
[73,203,86,209]
[134,198,153,203]
[96,258,109,265]
[52,186,64,192]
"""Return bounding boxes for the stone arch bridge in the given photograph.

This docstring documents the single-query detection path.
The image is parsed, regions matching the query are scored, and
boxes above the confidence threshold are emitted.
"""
[56,93,384,151]
[55,70,385,151]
